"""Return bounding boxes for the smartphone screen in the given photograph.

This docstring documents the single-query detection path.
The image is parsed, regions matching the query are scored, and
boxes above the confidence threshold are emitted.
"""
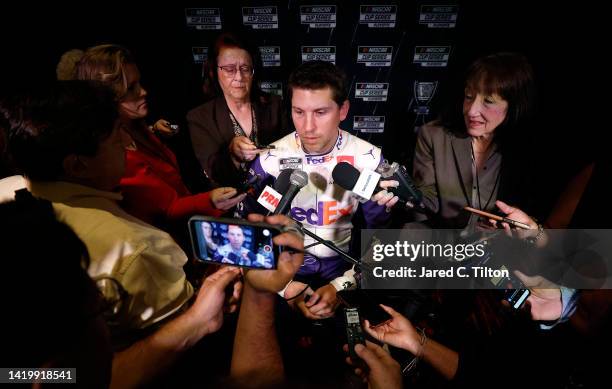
[337,289,392,327]
[189,217,280,269]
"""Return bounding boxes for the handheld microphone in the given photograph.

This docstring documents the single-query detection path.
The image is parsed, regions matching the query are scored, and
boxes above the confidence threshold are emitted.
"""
[332,162,423,208]
[273,170,308,215]
[273,168,294,194]
[376,160,423,206]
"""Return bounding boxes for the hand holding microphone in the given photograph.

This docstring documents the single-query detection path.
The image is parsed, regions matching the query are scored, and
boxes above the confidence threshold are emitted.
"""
[331,161,424,211]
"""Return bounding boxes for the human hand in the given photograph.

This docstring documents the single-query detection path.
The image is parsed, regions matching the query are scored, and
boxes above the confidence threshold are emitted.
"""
[371,180,400,210]
[151,119,178,136]
[513,270,562,321]
[188,266,242,336]
[304,284,340,318]
[491,200,538,231]
[242,214,304,293]
[210,187,246,210]
[363,304,420,354]
[344,340,402,389]
[230,136,261,163]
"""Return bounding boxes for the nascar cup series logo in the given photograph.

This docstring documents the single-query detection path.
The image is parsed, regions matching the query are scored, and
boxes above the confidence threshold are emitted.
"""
[301,46,336,64]
[413,46,451,67]
[300,5,336,28]
[419,5,458,28]
[259,46,281,67]
[354,116,385,133]
[185,8,222,30]
[359,5,397,28]
[191,47,208,64]
[355,83,389,102]
[242,6,278,29]
[357,46,393,67]
[413,81,438,115]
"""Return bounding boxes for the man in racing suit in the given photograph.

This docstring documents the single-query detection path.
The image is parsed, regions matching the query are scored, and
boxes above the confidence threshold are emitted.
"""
[240,61,389,320]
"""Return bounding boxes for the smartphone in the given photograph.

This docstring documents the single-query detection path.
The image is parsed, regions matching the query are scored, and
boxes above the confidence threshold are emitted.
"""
[188,216,281,269]
[255,144,276,149]
[337,289,392,327]
[343,307,366,365]
[463,206,531,230]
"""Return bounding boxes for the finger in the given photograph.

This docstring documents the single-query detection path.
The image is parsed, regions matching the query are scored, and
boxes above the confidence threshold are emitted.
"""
[387,196,399,208]
[309,302,332,315]
[379,180,399,189]
[379,304,400,317]
[353,344,381,370]
[273,230,304,253]
[298,303,320,320]
[495,200,515,215]
[208,266,241,290]
[231,280,243,302]
[305,293,320,307]
[264,214,296,227]
[215,187,238,199]
[372,190,387,203]
[363,340,392,360]
[247,214,265,223]
[219,193,247,209]
[362,320,380,339]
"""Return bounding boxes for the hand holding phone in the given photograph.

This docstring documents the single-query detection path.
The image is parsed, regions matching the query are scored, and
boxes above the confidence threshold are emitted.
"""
[464,206,532,230]
[189,216,281,270]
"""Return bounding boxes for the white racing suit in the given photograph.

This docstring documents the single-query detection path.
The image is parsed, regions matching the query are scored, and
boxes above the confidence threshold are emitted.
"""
[241,129,390,289]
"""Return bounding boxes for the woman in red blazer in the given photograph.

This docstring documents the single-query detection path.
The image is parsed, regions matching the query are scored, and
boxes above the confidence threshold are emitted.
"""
[75,44,245,230]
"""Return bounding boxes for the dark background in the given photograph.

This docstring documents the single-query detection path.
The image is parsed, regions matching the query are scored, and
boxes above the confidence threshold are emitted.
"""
[1,1,604,209]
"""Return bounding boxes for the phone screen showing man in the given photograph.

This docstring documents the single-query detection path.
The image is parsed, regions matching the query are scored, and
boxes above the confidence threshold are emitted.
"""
[192,220,277,269]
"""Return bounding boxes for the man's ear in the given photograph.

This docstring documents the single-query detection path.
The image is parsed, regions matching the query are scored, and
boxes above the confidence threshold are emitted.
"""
[62,154,88,179]
[339,100,350,121]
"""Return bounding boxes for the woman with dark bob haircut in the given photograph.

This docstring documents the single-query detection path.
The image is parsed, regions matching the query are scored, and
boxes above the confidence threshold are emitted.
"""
[406,52,537,228]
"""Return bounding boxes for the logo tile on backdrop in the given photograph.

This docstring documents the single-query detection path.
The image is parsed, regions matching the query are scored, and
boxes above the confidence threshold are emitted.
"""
[354,116,386,133]
[357,46,393,67]
[301,46,336,64]
[419,5,458,28]
[355,83,389,102]
[242,6,279,29]
[413,46,451,67]
[359,5,398,28]
[300,5,337,28]
[259,81,283,98]
[185,8,222,30]
[191,47,208,64]
[259,46,281,67]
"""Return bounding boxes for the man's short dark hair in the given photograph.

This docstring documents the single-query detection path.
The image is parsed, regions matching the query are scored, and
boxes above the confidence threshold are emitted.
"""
[1,81,118,181]
[288,61,348,106]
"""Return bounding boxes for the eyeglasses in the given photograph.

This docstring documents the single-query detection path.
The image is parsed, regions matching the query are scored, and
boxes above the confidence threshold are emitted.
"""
[218,64,254,77]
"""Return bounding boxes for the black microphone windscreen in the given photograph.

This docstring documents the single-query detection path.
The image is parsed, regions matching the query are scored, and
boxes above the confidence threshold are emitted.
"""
[332,162,360,190]
[274,169,294,193]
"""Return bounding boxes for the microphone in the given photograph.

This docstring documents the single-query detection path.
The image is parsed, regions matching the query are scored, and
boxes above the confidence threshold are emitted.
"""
[273,168,294,194]
[375,160,423,206]
[332,162,423,208]
[256,169,294,213]
[273,170,308,215]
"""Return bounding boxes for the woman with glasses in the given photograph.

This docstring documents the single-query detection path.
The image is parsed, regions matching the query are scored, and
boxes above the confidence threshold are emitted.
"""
[75,44,245,235]
[187,32,289,188]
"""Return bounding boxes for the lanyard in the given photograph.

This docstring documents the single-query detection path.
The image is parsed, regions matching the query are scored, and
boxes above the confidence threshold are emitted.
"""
[470,141,500,211]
